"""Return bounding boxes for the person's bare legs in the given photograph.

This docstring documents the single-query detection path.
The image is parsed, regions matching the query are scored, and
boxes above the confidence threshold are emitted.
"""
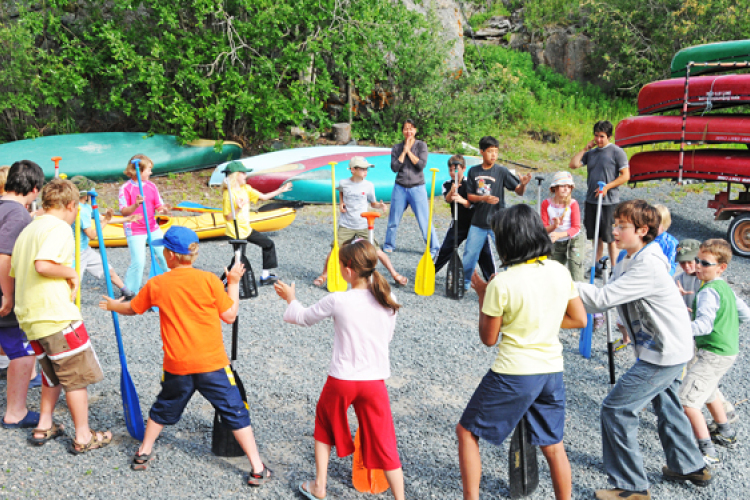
[33,383,63,439]
[384,467,406,500]
[66,387,110,444]
[456,423,482,500]
[233,425,266,474]
[608,241,618,264]
[707,398,728,427]
[315,251,333,285]
[377,249,407,285]
[301,440,331,499]
[136,418,164,456]
[684,406,710,440]
[110,269,126,290]
[595,239,605,262]
[2,355,35,424]
[540,442,571,500]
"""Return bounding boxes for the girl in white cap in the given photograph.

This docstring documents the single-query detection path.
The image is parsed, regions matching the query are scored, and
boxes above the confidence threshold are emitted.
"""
[540,171,585,281]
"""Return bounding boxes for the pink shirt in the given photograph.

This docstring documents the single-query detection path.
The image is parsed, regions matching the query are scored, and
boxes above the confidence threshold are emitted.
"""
[118,180,164,236]
[283,289,397,380]
[541,198,581,241]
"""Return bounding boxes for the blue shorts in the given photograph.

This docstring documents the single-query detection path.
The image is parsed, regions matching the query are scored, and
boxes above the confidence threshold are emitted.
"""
[149,367,251,430]
[459,370,565,447]
[0,326,35,360]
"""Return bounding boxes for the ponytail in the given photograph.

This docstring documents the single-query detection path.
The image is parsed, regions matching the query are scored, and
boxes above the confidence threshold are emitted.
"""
[369,269,401,314]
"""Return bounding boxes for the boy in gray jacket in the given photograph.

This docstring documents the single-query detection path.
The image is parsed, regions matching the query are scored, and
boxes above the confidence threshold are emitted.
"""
[577,200,710,500]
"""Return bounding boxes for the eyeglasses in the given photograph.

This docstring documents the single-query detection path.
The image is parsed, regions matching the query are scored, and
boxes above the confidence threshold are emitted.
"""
[611,223,635,231]
[694,258,718,267]
[449,162,464,167]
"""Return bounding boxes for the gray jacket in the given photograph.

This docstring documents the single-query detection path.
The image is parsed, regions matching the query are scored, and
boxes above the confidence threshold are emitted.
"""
[577,243,694,367]
[391,140,428,187]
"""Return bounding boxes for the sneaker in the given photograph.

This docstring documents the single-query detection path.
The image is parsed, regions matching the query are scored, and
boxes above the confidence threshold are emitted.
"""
[711,427,738,448]
[661,465,712,486]
[612,338,630,354]
[594,488,650,500]
[260,274,279,286]
[702,450,722,469]
[708,411,739,432]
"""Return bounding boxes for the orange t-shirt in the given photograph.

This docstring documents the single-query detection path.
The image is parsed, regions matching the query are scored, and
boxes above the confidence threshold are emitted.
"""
[131,267,234,375]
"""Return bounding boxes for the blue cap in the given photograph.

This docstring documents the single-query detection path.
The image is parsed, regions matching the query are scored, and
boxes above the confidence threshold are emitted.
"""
[152,226,199,255]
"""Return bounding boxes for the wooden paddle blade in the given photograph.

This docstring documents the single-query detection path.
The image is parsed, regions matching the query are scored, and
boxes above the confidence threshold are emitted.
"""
[508,419,539,499]
[120,364,145,440]
[352,428,390,494]
[445,251,464,300]
[414,251,436,296]
[327,246,347,292]
[579,315,592,359]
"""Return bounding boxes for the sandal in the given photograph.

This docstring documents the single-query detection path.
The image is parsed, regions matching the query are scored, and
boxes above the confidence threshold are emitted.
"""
[612,338,630,354]
[247,464,272,486]
[69,429,113,455]
[131,451,156,471]
[313,275,327,288]
[393,274,408,287]
[299,480,327,500]
[29,422,65,446]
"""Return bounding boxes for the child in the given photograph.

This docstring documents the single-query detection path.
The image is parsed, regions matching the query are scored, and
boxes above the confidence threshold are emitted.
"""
[0,165,10,379]
[222,161,292,286]
[274,240,405,500]
[541,171,585,281]
[462,136,531,291]
[313,156,408,287]
[118,154,170,292]
[0,161,45,429]
[457,204,586,500]
[11,178,110,452]
[654,204,678,276]
[99,226,271,484]
[679,239,750,468]
[577,200,710,500]
[70,176,133,298]
[433,155,495,281]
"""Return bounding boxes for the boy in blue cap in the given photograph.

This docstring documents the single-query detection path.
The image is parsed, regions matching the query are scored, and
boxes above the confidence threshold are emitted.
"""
[100,226,271,485]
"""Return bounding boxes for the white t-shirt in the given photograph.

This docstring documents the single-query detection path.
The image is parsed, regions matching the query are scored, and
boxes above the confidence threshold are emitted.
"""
[339,178,376,230]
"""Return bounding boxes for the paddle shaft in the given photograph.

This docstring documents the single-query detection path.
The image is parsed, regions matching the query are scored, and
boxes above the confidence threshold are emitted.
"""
[327,162,347,292]
[579,181,606,359]
[414,168,439,296]
[535,176,544,215]
[75,206,81,308]
[601,257,616,385]
[132,159,162,276]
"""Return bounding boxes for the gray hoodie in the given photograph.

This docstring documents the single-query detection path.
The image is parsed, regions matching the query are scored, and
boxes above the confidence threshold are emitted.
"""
[577,242,694,367]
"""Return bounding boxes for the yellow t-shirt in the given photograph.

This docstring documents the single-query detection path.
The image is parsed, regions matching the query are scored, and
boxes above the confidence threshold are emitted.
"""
[223,185,260,239]
[10,214,82,340]
[482,259,578,375]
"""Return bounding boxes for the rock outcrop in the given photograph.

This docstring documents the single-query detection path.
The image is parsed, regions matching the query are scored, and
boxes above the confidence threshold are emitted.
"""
[400,0,465,71]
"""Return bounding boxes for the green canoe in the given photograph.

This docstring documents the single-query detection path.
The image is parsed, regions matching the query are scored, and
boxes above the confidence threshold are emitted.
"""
[0,133,241,181]
[671,40,750,77]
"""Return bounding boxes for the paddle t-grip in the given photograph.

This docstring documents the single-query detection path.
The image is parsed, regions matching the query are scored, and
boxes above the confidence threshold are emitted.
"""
[51,156,62,178]
[361,211,381,231]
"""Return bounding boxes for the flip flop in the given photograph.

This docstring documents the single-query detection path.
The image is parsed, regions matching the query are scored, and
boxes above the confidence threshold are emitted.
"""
[131,451,156,471]
[298,481,326,500]
[393,274,408,287]
[313,275,327,288]
[1,411,40,429]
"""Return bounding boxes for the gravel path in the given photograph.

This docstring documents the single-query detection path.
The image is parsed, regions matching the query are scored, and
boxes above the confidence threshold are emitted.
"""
[1,175,748,499]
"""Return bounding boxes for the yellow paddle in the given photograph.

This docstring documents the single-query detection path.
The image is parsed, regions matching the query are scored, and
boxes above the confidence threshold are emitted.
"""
[75,204,81,309]
[415,168,439,296]
[327,162,347,292]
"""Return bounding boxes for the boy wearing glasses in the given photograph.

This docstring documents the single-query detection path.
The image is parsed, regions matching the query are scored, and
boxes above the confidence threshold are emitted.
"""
[679,239,750,468]
[577,200,709,500]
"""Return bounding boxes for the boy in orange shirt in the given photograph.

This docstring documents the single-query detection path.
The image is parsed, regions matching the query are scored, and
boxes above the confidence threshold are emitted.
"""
[100,226,271,486]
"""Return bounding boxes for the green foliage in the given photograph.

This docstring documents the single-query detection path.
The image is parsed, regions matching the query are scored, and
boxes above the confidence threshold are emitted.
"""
[469,3,511,29]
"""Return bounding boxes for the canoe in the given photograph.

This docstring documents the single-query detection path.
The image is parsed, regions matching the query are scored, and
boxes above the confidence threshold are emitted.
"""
[638,74,750,115]
[614,115,750,148]
[89,207,296,248]
[628,149,750,184]
[671,40,750,77]
[208,145,391,186]
[275,153,484,204]
[0,133,241,181]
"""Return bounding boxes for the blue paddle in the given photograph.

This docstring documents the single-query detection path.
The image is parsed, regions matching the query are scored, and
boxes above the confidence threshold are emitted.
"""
[132,158,163,280]
[90,191,145,441]
[579,181,606,359]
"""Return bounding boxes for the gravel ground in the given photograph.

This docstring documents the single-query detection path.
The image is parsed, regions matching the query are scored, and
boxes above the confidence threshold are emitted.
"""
[1,174,749,499]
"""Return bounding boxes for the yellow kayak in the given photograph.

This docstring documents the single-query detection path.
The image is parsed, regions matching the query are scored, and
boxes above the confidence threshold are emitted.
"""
[89,208,296,248]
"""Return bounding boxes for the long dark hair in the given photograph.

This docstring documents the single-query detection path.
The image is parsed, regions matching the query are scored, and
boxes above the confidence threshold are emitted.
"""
[491,204,552,266]
[339,240,400,314]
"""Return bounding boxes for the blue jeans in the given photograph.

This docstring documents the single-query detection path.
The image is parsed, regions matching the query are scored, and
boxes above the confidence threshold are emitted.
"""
[124,228,168,292]
[384,184,439,254]
[601,360,704,491]
[462,225,495,289]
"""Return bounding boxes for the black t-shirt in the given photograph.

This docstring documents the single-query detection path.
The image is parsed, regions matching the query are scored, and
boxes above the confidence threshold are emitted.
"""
[0,199,33,327]
[442,178,474,230]
[466,164,520,229]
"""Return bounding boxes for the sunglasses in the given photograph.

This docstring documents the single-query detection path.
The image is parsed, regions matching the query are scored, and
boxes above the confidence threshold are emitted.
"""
[449,162,464,167]
[694,258,718,267]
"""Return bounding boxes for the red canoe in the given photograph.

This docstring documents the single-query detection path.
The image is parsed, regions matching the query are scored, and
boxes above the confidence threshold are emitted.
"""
[638,74,750,115]
[628,149,750,183]
[615,115,750,148]
[246,151,387,192]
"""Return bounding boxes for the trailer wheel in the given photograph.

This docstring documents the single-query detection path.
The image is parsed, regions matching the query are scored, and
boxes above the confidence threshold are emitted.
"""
[728,214,750,257]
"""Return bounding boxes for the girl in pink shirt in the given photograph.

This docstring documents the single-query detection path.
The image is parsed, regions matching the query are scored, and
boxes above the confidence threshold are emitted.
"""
[118,154,170,292]
[541,171,585,281]
[274,240,405,500]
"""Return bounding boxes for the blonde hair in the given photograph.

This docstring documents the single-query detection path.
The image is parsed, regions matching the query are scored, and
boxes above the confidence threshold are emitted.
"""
[0,165,10,194]
[339,240,400,313]
[124,154,154,180]
[550,185,572,207]
[654,204,672,231]
[700,239,732,266]
[168,242,199,264]
[42,179,78,210]
[222,171,245,192]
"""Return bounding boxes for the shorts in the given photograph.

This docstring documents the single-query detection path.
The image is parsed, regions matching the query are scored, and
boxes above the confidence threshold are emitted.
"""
[335,226,379,248]
[30,321,104,391]
[78,247,111,280]
[679,349,737,408]
[459,370,565,447]
[315,376,401,471]
[149,366,251,430]
[0,325,35,360]
[584,202,616,243]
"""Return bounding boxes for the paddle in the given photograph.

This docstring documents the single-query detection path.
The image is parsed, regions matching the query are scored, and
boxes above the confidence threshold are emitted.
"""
[51,156,61,178]
[600,256,616,385]
[90,191,145,441]
[327,161,347,292]
[535,176,544,215]
[508,417,539,499]
[75,204,81,309]
[415,168,439,297]
[222,170,257,299]
[579,180,606,359]
[446,169,464,300]
[132,158,163,280]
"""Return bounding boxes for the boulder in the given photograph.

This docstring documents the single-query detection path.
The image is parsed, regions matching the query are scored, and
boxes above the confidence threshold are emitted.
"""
[400,0,465,71]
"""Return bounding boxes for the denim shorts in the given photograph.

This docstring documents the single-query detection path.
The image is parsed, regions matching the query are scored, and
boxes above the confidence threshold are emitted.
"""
[460,370,566,447]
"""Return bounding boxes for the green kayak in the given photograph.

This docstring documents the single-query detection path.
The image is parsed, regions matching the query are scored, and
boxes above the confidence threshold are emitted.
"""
[671,40,750,77]
[0,133,241,181]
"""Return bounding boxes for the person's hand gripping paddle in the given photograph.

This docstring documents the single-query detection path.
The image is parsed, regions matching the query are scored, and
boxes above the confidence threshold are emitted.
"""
[132,158,163,281]
[508,417,539,499]
[415,168,439,296]
[328,161,347,292]
[579,180,606,359]
[446,169,464,300]
[90,191,145,440]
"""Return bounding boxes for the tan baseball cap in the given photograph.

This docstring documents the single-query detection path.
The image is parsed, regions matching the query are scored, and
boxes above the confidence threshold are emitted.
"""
[349,156,374,169]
